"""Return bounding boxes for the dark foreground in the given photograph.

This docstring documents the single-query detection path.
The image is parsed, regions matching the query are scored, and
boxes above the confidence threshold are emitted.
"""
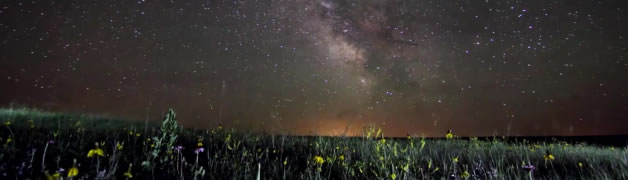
[1,108,627,179]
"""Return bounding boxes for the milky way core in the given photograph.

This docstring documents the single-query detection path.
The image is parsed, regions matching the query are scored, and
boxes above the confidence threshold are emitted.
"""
[1,0,627,137]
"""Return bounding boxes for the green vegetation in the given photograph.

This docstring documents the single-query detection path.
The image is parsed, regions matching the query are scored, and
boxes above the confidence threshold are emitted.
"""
[1,108,627,179]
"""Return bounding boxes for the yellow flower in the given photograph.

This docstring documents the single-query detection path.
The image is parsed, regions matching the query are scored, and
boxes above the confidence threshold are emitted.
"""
[68,167,79,177]
[123,163,133,178]
[390,173,397,180]
[117,142,124,150]
[460,170,470,179]
[52,172,60,179]
[135,133,140,137]
[445,129,454,139]
[283,159,287,166]
[578,162,584,168]
[123,171,133,178]
[87,148,104,158]
[452,156,459,163]
[338,155,345,161]
[197,142,203,147]
[4,121,11,126]
[314,155,325,165]
[544,151,555,161]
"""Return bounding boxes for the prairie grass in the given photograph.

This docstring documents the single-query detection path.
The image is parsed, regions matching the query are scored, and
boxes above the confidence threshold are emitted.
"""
[1,108,627,179]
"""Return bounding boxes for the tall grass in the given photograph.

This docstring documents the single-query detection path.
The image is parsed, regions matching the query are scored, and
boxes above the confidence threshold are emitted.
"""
[1,108,627,179]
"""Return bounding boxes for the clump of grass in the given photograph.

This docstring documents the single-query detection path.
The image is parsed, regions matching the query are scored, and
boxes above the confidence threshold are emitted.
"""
[1,108,627,179]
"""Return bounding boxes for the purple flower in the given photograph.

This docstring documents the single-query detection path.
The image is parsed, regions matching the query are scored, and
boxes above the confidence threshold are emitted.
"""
[48,140,55,144]
[174,145,184,151]
[194,147,205,154]
[522,165,536,171]
[58,168,65,172]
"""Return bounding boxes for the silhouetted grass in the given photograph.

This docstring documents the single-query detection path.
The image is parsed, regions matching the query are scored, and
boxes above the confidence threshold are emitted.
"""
[1,108,627,179]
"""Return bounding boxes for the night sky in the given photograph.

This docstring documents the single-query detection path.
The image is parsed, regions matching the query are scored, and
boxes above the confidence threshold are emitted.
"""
[1,0,627,137]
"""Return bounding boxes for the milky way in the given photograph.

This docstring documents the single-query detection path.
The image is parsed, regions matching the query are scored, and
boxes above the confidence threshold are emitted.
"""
[1,0,627,136]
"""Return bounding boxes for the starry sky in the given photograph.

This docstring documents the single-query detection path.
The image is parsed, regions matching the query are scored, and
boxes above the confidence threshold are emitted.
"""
[1,0,627,137]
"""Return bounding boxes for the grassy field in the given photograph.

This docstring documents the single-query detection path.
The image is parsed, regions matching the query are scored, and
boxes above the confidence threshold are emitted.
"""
[1,108,627,179]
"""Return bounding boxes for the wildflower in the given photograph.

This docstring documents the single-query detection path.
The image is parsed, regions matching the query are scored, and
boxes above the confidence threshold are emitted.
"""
[522,164,536,172]
[460,170,470,179]
[452,156,459,163]
[68,160,79,178]
[195,147,205,154]
[314,155,325,165]
[391,173,397,180]
[135,133,140,137]
[197,142,203,147]
[578,162,584,168]
[339,155,345,161]
[544,150,555,161]
[283,159,287,166]
[116,142,124,150]
[123,163,133,178]
[174,145,184,152]
[88,148,104,158]
[87,143,104,158]
[50,171,61,179]
[123,171,133,178]
[3,121,11,126]
[445,129,454,139]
